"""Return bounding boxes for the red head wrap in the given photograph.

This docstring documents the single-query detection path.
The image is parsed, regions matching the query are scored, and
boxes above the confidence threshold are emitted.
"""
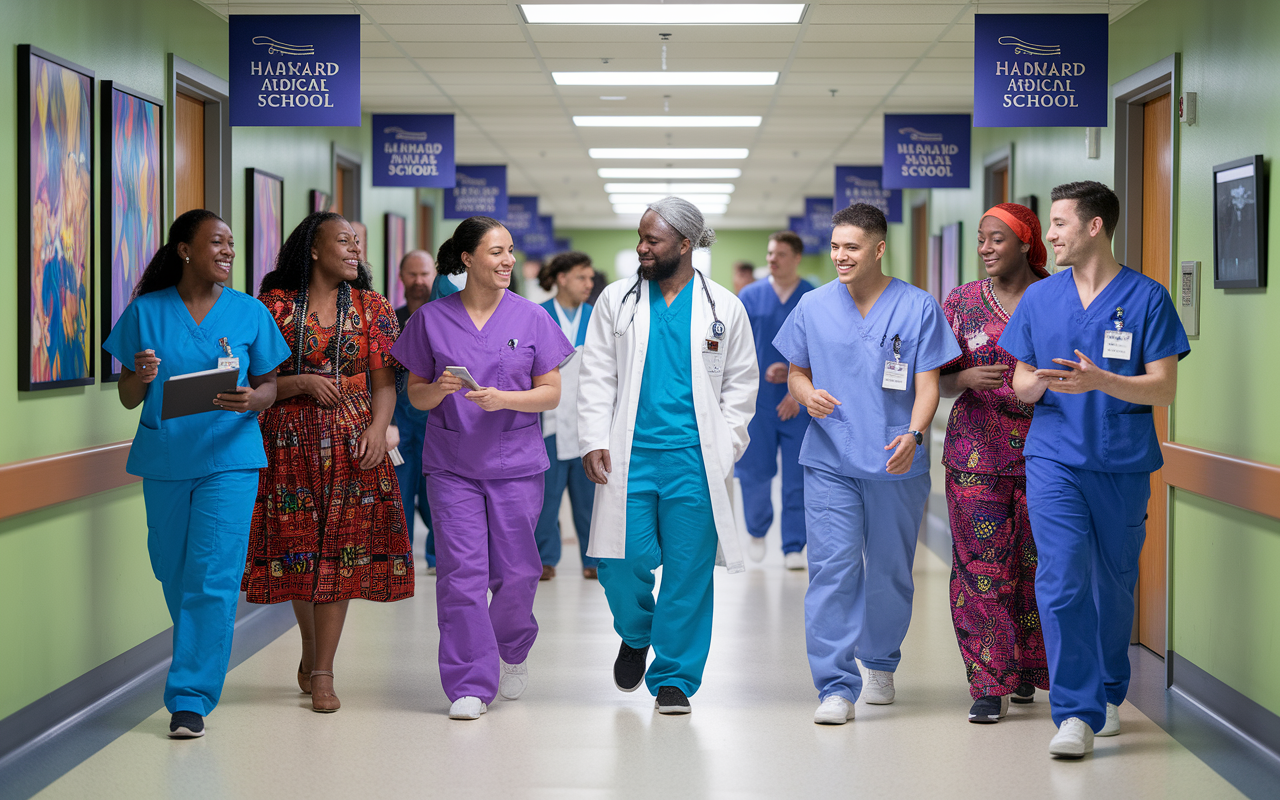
[982,203,1049,278]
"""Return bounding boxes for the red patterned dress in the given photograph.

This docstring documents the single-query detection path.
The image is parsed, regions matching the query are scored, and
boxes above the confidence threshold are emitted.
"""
[940,278,1048,700]
[243,287,414,604]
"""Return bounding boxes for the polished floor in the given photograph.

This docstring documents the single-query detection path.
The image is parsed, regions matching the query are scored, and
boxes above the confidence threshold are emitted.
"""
[35,508,1247,800]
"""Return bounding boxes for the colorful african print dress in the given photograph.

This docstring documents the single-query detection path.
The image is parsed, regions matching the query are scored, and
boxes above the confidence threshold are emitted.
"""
[940,278,1048,699]
[243,287,414,604]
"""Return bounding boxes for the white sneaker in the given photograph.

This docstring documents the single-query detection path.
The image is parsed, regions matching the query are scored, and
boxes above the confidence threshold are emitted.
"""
[1098,702,1120,736]
[499,659,528,700]
[448,696,487,720]
[748,536,767,563]
[783,551,806,570]
[1049,717,1094,758]
[426,565,437,575]
[813,695,855,725]
[861,670,895,704]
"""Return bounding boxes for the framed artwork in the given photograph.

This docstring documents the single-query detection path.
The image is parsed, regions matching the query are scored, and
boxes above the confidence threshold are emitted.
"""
[1213,155,1267,289]
[310,189,332,213]
[941,222,962,300]
[18,45,95,390]
[385,212,407,307]
[101,81,164,381]
[245,168,284,297]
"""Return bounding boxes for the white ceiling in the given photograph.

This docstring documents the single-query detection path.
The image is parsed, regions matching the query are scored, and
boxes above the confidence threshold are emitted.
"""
[195,0,1146,228]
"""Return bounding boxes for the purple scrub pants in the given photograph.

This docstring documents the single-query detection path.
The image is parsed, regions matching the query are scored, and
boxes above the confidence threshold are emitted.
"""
[427,470,545,704]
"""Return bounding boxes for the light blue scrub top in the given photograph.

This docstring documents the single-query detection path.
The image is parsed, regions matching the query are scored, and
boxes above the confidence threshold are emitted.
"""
[633,279,700,450]
[104,286,291,481]
[773,278,960,481]
[998,266,1189,473]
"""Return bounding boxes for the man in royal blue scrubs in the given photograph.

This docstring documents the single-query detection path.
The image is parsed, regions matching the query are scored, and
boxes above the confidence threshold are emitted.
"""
[1001,181,1189,759]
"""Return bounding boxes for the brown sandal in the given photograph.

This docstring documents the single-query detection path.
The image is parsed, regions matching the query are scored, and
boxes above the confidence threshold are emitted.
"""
[298,662,312,695]
[310,670,340,713]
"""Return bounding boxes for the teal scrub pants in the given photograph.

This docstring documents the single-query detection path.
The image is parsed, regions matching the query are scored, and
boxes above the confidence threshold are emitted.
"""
[598,445,718,697]
[142,469,260,716]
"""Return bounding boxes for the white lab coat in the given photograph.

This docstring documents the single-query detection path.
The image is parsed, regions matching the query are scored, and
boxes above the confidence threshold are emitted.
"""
[544,345,584,460]
[577,270,759,573]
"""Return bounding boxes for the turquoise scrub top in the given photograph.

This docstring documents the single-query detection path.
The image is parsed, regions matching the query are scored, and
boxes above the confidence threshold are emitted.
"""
[998,266,1190,473]
[104,286,292,481]
[773,278,961,481]
[633,279,700,450]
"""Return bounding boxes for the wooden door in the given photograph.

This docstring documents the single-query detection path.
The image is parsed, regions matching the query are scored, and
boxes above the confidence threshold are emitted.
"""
[417,203,434,252]
[174,92,204,216]
[333,167,346,217]
[1137,91,1172,654]
[911,202,928,289]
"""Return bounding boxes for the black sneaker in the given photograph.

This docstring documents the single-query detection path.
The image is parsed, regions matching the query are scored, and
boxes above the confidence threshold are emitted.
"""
[655,686,691,715]
[1011,683,1036,704]
[613,642,649,692]
[968,695,1009,724]
[168,711,205,739]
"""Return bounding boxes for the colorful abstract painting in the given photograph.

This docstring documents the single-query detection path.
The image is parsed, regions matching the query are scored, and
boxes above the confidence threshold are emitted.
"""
[246,168,284,296]
[310,189,332,213]
[385,212,407,307]
[19,46,95,390]
[102,83,163,380]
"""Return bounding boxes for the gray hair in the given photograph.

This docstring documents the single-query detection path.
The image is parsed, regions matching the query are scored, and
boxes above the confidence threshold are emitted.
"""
[646,196,717,249]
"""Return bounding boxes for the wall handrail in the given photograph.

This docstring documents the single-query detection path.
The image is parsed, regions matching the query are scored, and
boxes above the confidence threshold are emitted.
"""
[1161,442,1280,520]
[0,442,137,521]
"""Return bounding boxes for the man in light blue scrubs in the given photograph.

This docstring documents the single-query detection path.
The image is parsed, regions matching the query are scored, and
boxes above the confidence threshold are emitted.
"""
[1002,181,1189,759]
[774,203,960,726]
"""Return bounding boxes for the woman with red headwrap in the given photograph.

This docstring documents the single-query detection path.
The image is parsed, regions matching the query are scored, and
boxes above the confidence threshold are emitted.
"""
[939,202,1051,724]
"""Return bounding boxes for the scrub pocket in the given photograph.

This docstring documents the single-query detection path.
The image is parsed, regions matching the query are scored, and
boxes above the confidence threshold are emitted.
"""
[1120,518,1148,578]
[499,344,537,390]
[884,424,923,462]
[128,422,169,477]
[1103,410,1154,455]
[500,422,548,473]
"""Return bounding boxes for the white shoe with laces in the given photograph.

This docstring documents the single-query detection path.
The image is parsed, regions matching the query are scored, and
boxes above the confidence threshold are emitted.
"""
[783,551,806,570]
[499,659,528,700]
[813,695,856,725]
[748,536,767,563]
[1098,702,1120,736]
[1049,717,1094,758]
[861,669,895,704]
[448,696,487,720]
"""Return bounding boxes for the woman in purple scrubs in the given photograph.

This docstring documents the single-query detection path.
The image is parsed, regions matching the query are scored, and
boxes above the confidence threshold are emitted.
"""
[392,216,574,720]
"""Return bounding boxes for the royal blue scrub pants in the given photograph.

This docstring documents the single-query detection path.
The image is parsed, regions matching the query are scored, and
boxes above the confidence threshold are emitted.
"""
[393,415,436,568]
[738,408,807,553]
[598,445,718,697]
[1025,457,1150,732]
[804,467,930,703]
[142,469,259,716]
[533,434,598,569]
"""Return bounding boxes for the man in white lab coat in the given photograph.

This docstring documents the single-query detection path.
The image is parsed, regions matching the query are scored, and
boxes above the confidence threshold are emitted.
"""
[578,197,759,715]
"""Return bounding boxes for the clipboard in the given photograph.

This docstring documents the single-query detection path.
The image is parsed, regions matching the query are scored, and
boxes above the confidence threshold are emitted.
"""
[161,367,238,420]
[444,365,481,391]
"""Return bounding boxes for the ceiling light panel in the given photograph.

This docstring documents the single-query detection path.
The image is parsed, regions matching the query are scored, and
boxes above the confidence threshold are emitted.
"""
[589,148,749,159]
[574,116,762,127]
[554,72,779,86]
[603,184,736,194]
[521,4,806,25]
[598,168,743,179]
[613,203,729,215]
[609,194,732,204]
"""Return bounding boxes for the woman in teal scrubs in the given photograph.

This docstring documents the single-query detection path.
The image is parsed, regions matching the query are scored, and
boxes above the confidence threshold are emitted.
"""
[104,209,291,739]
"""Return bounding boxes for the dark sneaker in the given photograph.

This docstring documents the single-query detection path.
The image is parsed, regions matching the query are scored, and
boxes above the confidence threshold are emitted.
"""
[655,686,691,715]
[968,694,1010,724]
[614,642,650,692]
[168,711,205,739]
[1012,683,1036,704]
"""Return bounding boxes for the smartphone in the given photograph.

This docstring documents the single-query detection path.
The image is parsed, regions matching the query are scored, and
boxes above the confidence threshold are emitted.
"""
[444,365,480,391]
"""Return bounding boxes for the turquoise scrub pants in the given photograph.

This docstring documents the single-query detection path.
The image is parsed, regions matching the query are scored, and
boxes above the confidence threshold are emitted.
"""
[598,445,718,697]
[142,469,260,716]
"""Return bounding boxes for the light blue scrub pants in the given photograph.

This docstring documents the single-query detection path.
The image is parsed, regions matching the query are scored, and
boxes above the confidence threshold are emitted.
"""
[804,467,931,703]
[142,469,260,716]
[738,407,807,553]
[598,445,718,697]
[1025,457,1150,732]
[533,434,598,569]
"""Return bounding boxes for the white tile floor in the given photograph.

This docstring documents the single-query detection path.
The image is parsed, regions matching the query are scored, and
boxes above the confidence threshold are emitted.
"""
[33,477,1245,800]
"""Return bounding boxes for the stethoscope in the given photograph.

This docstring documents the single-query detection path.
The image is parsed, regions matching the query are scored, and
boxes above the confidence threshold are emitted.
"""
[612,270,723,339]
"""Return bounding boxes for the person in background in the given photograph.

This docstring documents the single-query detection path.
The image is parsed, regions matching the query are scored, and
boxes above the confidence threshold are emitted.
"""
[737,231,814,569]
[587,268,608,306]
[533,251,598,581]
[244,212,414,714]
[390,250,439,574]
[732,260,757,295]
[392,216,574,721]
[519,258,552,304]
[103,209,291,739]
[939,203,1050,725]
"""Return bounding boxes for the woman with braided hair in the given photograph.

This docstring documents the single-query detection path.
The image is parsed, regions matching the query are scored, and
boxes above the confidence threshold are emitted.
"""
[243,212,414,713]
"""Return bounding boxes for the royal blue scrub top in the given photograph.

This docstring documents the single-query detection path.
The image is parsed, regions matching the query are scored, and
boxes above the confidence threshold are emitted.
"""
[773,278,960,481]
[739,277,815,413]
[634,279,700,450]
[998,266,1190,473]
[103,286,291,481]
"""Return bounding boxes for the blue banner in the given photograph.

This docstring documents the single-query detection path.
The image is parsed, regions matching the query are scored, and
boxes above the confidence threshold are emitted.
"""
[882,114,971,189]
[372,114,455,187]
[444,165,508,220]
[974,14,1108,128]
[789,215,823,256]
[519,215,556,256]
[504,196,539,244]
[229,15,360,127]
[835,166,902,224]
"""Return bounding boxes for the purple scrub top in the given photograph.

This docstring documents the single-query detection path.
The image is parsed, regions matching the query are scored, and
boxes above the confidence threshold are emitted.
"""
[392,290,575,480]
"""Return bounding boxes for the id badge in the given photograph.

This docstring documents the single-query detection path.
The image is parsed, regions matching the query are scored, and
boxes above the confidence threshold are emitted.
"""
[882,361,909,390]
[218,356,240,371]
[1103,330,1133,360]
[702,340,725,375]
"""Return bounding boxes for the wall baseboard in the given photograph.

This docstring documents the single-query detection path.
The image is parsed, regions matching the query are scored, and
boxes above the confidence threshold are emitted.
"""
[1171,651,1280,761]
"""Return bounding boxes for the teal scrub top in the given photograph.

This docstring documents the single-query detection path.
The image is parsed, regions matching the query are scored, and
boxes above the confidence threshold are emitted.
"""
[103,286,292,481]
[633,279,700,450]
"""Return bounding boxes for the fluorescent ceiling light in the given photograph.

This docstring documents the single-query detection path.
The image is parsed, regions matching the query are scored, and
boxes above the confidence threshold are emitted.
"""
[599,96,627,101]
[610,193,732,204]
[574,116,761,128]
[598,168,742,179]
[613,203,729,215]
[603,183,736,194]
[590,148,748,159]
[554,72,778,86]
[522,4,805,25]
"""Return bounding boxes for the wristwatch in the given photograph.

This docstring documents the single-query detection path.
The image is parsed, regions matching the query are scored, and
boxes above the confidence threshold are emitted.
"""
[908,430,924,446]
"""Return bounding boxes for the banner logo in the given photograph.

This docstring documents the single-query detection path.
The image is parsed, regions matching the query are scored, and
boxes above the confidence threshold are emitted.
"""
[997,36,1061,56]
[897,127,944,143]
[383,126,427,142]
[252,36,315,56]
